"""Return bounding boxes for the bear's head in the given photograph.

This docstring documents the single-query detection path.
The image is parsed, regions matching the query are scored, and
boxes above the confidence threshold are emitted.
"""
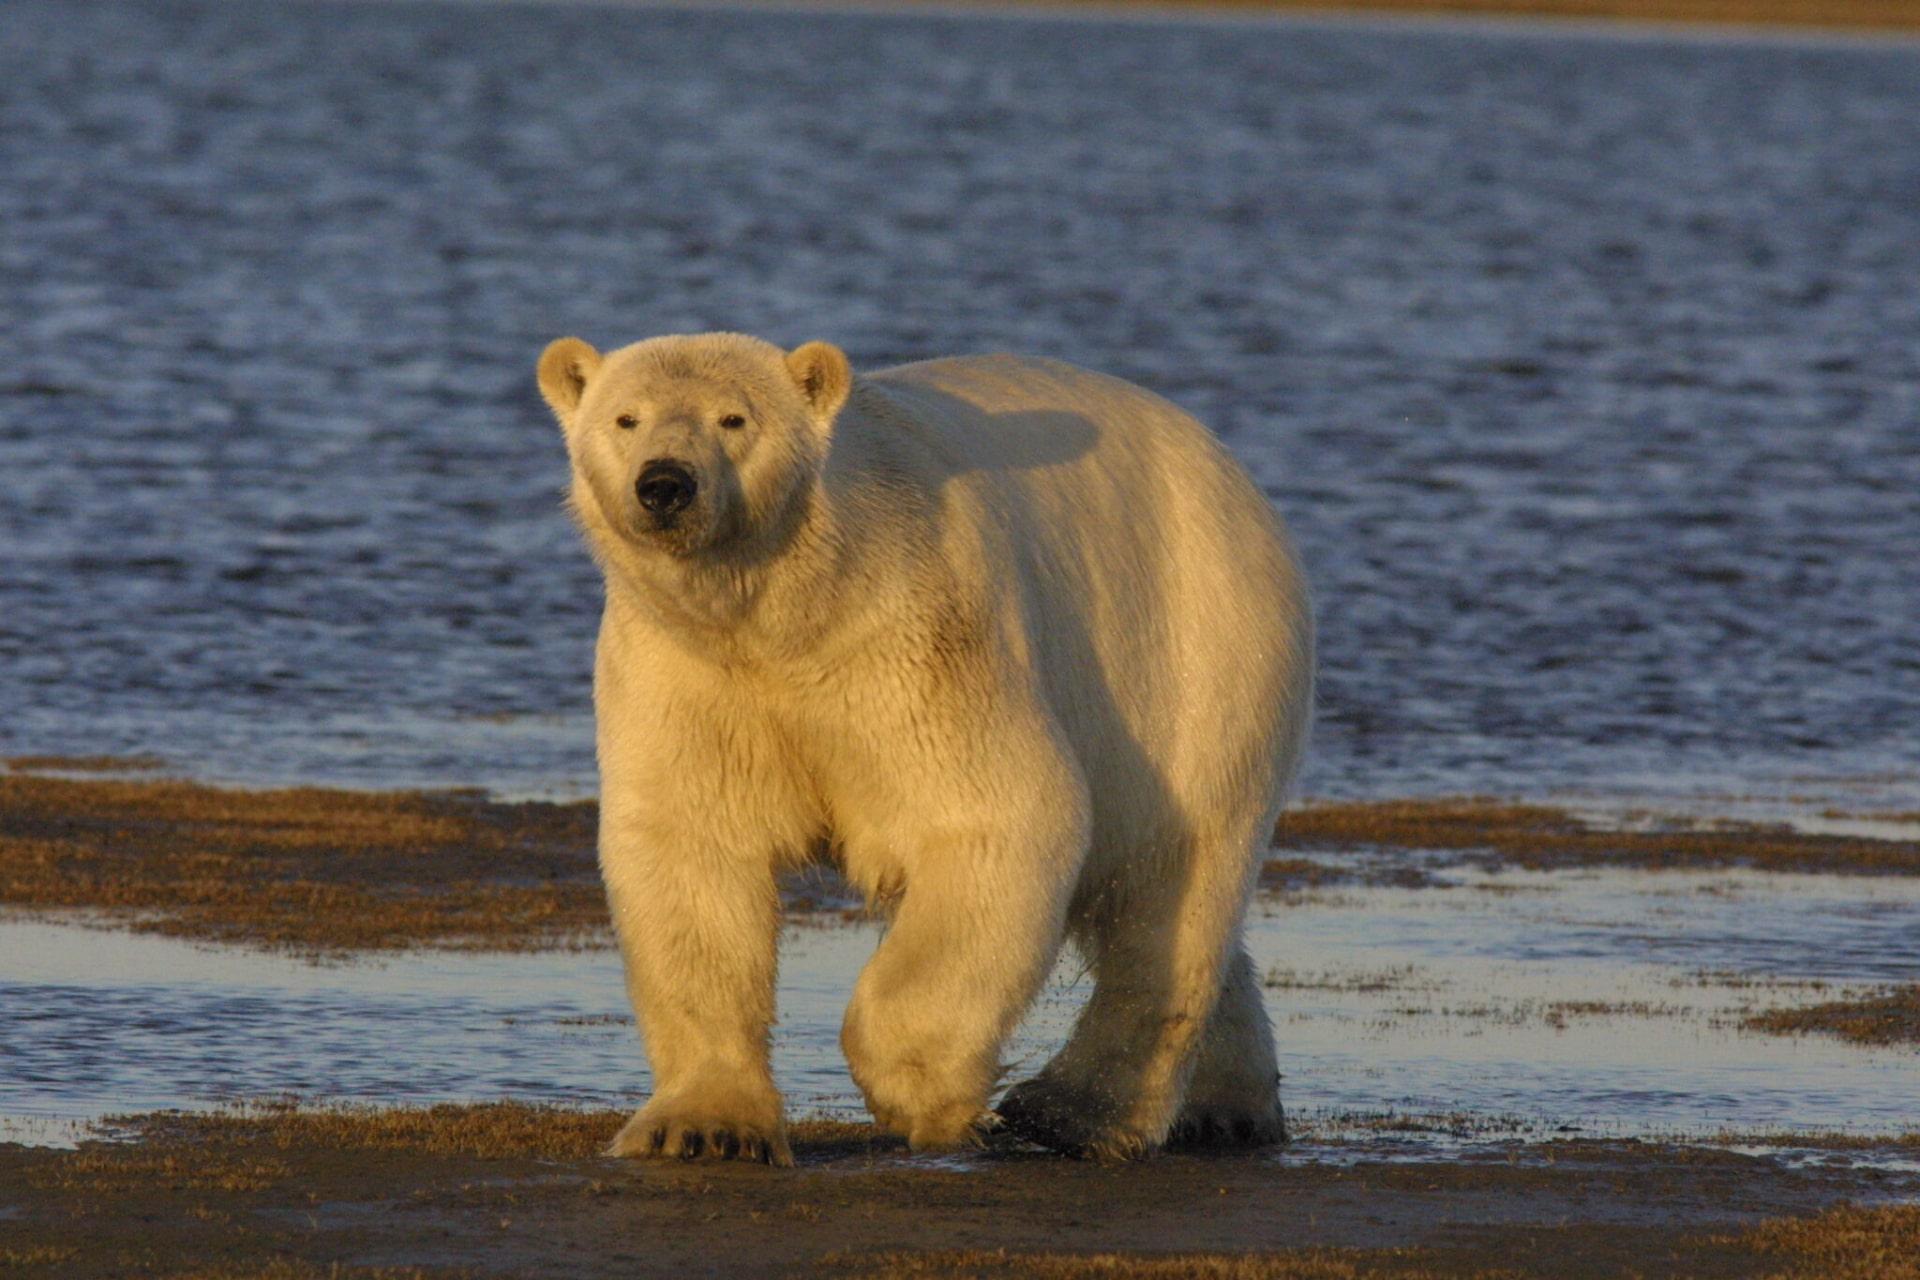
[537,332,851,563]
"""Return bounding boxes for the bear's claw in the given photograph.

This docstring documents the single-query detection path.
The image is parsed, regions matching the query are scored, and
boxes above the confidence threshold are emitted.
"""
[996,1076,1148,1161]
[1167,1101,1287,1150]
[609,1106,793,1166]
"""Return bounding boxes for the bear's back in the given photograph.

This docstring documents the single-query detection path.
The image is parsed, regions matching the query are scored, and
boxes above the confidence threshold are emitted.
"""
[850,353,1311,839]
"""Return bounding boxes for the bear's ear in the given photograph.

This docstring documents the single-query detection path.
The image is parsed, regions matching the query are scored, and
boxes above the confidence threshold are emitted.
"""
[785,341,852,423]
[537,337,602,419]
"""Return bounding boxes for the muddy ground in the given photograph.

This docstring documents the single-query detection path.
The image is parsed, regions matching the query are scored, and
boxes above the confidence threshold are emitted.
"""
[2,1105,1918,1279]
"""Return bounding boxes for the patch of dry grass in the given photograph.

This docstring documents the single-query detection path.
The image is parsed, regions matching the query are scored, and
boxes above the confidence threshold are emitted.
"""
[0,774,876,953]
[0,773,603,953]
[1028,0,1920,32]
[823,1203,1920,1278]
[107,1102,896,1163]
[1263,965,1437,993]
[5,753,166,773]
[162,1268,467,1280]
[1271,797,1920,876]
[25,1147,291,1194]
[1820,808,1920,824]
[1742,985,1920,1046]
[137,1101,626,1161]
[0,1245,81,1267]
[1724,1203,1920,1279]
[1707,1130,1920,1150]
[818,1251,1487,1278]
[1375,998,1686,1028]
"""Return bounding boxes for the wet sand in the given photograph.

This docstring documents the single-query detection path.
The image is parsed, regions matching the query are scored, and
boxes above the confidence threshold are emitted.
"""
[2,1104,1918,1278]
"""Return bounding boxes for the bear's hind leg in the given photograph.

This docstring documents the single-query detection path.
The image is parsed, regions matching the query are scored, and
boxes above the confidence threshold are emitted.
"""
[1167,945,1285,1148]
[999,815,1268,1160]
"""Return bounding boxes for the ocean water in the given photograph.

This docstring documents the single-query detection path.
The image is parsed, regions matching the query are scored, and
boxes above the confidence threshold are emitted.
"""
[2,0,1918,802]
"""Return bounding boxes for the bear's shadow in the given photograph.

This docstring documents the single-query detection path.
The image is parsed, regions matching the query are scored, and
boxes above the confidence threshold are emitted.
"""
[862,380,1105,482]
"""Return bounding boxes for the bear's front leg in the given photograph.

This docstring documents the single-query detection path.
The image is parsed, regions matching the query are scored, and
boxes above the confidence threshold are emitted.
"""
[599,794,792,1166]
[840,765,1088,1153]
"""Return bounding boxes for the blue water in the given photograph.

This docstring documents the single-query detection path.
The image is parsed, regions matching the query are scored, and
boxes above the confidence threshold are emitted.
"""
[3,1,1919,802]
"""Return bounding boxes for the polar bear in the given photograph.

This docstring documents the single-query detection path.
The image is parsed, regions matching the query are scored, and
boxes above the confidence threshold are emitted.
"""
[536,333,1312,1165]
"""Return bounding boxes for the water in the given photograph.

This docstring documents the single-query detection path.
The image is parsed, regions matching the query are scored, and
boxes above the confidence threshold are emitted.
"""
[6,860,1916,1151]
[3,1,1919,802]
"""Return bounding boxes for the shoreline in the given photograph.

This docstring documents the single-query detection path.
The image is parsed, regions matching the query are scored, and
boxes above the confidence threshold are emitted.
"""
[3,1103,1917,1278]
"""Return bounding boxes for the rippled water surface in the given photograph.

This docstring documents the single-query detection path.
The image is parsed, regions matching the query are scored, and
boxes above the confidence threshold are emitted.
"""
[3,1,1919,800]
[6,859,1917,1151]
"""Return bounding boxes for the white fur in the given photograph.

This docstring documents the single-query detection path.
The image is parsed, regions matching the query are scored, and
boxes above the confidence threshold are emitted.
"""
[537,333,1312,1163]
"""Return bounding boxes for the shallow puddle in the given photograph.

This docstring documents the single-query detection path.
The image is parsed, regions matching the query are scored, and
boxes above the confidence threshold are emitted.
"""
[3,860,1915,1155]
[1258,862,1920,1141]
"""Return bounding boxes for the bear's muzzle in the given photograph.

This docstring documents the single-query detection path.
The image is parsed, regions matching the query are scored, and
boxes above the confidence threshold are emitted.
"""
[635,459,697,527]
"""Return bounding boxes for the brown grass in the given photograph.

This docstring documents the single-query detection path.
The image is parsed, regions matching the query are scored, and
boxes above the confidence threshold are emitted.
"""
[4,753,166,773]
[1271,797,1920,876]
[0,1246,80,1267]
[1743,984,1920,1046]
[820,1204,1920,1277]
[25,1148,292,1194]
[826,1204,1920,1278]
[1262,965,1436,993]
[109,1102,897,1163]
[160,1266,466,1280]
[1011,0,1920,32]
[1707,1130,1920,1150]
[0,773,603,953]
[0,774,878,954]
[819,1251,1495,1278]
[1723,1203,1920,1279]
[1821,808,1920,824]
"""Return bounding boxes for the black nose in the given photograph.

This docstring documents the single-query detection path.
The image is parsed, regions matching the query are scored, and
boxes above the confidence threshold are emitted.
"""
[635,460,697,521]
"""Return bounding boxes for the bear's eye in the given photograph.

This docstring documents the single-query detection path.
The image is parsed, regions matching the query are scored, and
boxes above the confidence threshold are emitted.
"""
[718,413,747,430]
[615,414,638,430]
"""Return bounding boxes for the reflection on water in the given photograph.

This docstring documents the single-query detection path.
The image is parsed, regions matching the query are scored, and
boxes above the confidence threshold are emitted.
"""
[3,1,1920,804]
[5,861,1915,1152]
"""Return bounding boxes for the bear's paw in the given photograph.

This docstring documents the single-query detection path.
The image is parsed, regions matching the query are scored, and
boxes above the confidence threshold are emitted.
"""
[1167,1098,1287,1151]
[996,1075,1152,1161]
[608,1093,793,1167]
